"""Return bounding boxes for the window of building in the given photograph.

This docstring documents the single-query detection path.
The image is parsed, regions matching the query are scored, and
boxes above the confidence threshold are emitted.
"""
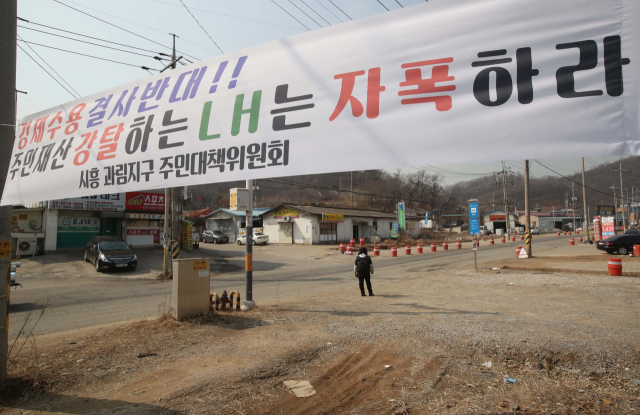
[320,223,337,242]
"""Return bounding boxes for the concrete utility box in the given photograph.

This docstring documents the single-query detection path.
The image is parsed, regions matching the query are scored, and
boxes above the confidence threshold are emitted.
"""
[172,258,211,320]
[229,188,250,211]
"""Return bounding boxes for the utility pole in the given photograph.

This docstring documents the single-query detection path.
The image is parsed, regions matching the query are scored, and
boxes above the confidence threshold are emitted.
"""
[571,182,576,231]
[350,171,353,208]
[0,0,17,382]
[524,160,531,257]
[582,158,591,243]
[495,162,511,238]
[614,163,631,230]
[245,180,254,307]
[169,34,181,273]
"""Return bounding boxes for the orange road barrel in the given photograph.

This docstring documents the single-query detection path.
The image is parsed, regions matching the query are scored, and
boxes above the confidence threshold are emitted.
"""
[501,236,506,243]
[431,243,437,252]
[569,231,572,235]
[443,242,448,251]
[569,238,575,246]
[490,238,495,245]
[350,239,355,247]
[482,236,486,241]
[405,246,411,255]
[511,235,516,242]
[456,241,462,249]
[516,246,522,257]
[576,229,579,234]
[634,245,640,257]
[608,258,622,276]
[346,246,353,255]
[391,247,397,257]
[417,244,423,253]
[359,237,365,246]
[564,231,567,235]
[578,237,583,243]
[340,243,346,253]
[557,231,560,236]
[520,235,524,241]
[374,246,380,256]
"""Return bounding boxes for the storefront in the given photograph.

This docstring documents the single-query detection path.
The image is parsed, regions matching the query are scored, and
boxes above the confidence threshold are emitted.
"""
[49,194,125,248]
[124,192,166,247]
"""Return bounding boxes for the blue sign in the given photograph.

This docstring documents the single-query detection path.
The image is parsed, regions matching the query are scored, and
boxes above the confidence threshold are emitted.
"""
[391,222,399,238]
[470,218,480,235]
[425,211,429,221]
[468,202,479,218]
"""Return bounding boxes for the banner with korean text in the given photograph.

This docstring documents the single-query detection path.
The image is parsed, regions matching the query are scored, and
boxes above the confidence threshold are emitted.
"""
[2,0,639,205]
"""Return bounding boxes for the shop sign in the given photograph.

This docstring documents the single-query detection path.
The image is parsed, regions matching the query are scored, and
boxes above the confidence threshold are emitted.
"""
[274,209,299,219]
[50,193,125,211]
[602,216,616,237]
[322,213,344,223]
[127,228,160,243]
[489,215,506,221]
[391,223,399,238]
[129,213,164,219]
[126,192,166,211]
[58,216,100,232]
[182,222,193,250]
[398,202,405,230]
[406,221,417,230]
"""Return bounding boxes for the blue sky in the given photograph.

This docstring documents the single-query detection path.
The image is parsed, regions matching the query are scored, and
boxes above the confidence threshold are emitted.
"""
[14,0,624,185]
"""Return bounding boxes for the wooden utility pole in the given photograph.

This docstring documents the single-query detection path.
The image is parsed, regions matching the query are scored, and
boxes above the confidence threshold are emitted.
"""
[0,0,17,382]
[524,160,531,257]
[614,162,631,230]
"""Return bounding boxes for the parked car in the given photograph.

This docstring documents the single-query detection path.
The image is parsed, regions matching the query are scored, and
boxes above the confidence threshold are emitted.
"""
[596,234,640,255]
[530,226,540,235]
[624,229,640,235]
[237,232,269,245]
[202,230,229,244]
[84,236,138,272]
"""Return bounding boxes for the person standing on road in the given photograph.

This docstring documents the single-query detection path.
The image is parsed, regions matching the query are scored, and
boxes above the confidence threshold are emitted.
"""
[354,247,374,297]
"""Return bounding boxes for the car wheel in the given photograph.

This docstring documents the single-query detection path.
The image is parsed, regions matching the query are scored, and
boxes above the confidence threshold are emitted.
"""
[237,240,242,246]
[252,240,256,246]
[95,260,101,272]
[84,250,88,262]
[213,239,217,244]
[619,247,628,255]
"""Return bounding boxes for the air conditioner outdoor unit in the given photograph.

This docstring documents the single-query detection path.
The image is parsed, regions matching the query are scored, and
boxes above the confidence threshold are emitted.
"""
[283,216,290,221]
[16,238,37,257]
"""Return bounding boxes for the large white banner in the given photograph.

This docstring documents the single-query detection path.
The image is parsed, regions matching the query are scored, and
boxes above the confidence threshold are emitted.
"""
[3,0,639,205]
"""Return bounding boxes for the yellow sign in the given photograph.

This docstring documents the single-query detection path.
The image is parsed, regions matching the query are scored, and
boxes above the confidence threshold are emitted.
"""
[18,214,28,220]
[274,209,299,219]
[181,222,193,250]
[322,213,344,223]
[10,217,17,226]
[229,193,237,210]
[0,241,10,258]
[193,260,208,271]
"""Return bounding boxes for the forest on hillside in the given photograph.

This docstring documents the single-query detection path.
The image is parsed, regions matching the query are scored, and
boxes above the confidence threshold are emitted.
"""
[184,156,640,216]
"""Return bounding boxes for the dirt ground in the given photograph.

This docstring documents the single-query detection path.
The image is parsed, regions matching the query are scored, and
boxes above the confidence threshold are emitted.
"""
[3,247,640,415]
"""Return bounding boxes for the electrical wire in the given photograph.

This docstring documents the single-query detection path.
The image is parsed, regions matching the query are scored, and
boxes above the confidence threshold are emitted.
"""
[287,0,323,27]
[376,0,390,11]
[394,0,404,7]
[178,0,224,54]
[18,39,159,70]
[17,43,77,99]
[315,0,343,22]
[18,25,156,58]
[19,20,164,55]
[16,33,80,98]
[148,0,307,31]
[300,0,332,26]
[327,0,352,20]
[53,0,202,61]
[270,0,311,30]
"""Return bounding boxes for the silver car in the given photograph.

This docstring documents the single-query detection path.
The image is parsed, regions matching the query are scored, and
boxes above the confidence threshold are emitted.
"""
[237,232,269,245]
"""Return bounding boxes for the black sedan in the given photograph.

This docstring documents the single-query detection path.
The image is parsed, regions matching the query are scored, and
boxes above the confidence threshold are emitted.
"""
[596,234,640,255]
[202,230,229,244]
[84,236,138,272]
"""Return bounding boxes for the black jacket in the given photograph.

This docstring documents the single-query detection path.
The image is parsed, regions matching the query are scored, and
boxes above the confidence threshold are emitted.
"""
[354,254,373,278]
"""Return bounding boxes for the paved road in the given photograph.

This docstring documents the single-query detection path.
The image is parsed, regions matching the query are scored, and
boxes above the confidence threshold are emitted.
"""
[8,234,583,337]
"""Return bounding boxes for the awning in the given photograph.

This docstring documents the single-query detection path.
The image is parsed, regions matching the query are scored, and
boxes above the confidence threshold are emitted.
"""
[352,217,370,223]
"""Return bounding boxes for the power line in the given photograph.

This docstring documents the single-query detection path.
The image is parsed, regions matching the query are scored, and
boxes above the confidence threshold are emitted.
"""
[395,0,404,7]
[178,0,224,54]
[53,0,202,61]
[327,0,352,20]
[287,0,323,27]
[300,0,332,26]
[18,40,158,70]
[376,0,390,11]
[17,43,77,99]
[16,33,80,98]
[19,19,164,55]
[270,0,311,30]
[315,0,343,22]
[148,0,307,31]
[18,26,156,58]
